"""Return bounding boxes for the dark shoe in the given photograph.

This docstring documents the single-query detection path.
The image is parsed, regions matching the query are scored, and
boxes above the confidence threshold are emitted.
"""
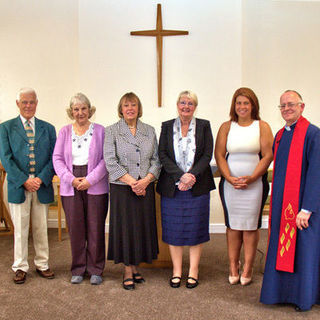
[169,276,181,288]
[13,270,27,284]
[294,306,307,312]
[133,272,145,283]
[186,276,199,289]
[123,278,135,290]
[36,268,55,279]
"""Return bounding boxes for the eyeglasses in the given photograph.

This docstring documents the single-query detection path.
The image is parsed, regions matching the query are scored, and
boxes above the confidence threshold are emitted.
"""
[20,100,37,106]
[278,102,301,110]
[179,101,195,107]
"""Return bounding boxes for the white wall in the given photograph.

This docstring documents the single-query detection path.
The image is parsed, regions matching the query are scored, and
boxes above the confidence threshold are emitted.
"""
[0,0,79,123]
[77,0,242,138]
[1,0,320,226]
[242,0,320,132]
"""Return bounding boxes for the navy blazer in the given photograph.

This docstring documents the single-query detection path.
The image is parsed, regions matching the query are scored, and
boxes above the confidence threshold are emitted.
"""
[156,118,215,198]
[0,116,56,204]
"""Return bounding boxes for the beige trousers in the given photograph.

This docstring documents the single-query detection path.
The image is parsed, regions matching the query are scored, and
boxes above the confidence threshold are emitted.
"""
[9,190,49,273]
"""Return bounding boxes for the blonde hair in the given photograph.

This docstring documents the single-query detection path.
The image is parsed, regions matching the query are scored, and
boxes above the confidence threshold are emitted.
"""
[176,90,198,107]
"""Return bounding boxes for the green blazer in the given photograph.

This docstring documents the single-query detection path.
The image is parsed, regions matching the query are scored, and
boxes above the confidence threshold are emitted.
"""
[0,116,56,204]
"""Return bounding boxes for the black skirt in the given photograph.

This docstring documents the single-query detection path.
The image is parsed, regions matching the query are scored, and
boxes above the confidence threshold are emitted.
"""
[107,183,159,265]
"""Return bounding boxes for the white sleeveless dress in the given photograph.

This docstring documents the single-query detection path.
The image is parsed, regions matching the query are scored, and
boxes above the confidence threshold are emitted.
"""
[223,120,262,230]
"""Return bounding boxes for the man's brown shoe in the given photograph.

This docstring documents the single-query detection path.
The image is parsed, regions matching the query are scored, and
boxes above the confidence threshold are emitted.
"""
[36,268,55,279]
[13,270,27,284]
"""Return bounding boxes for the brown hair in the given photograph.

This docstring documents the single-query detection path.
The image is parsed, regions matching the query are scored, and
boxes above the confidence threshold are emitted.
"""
[117,92,143,118]
[229,87,260,122]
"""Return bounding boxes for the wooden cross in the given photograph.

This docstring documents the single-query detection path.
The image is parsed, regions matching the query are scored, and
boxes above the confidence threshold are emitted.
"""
[130,4,188,107]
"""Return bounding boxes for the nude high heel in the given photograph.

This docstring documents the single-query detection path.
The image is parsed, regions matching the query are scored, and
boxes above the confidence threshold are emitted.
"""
[228,261,241,285]
[229,274,240,285]
[240,269,253,286]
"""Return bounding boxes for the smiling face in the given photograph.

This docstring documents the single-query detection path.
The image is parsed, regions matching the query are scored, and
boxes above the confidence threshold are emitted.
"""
[16,92,38,120]
[235,95,252,121]
[279,91,304,126]
[177,96,196,121]
[71,102,90,126]
[121,98,139,123]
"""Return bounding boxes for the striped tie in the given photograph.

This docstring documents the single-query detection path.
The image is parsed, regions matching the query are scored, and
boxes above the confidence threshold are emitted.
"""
[24,120,36,174]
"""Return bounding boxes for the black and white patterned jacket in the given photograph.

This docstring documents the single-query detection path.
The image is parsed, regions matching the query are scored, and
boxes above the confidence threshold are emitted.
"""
[104,118,160,184]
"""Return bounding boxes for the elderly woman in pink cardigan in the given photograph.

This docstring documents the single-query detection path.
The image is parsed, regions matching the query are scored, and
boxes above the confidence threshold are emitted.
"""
[53,93,108,285]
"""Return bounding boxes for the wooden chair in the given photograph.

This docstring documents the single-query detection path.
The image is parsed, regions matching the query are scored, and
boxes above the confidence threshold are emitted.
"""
[50,175,68,241]
[0,163,14,236]
[0,167,67,241]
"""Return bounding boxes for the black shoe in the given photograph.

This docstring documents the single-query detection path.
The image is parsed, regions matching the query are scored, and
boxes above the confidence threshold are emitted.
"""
[133,272,145,283]
[294,306,307,312]
[186,276,199,289]
[123,278,135,290]
[169,276,181,288]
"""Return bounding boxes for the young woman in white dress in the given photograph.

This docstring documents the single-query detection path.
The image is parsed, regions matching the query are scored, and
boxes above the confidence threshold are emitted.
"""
[215,88,273,285]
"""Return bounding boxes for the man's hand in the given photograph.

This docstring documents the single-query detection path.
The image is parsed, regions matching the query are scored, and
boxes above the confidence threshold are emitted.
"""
[23,177,42,192]
[296,211,311,230]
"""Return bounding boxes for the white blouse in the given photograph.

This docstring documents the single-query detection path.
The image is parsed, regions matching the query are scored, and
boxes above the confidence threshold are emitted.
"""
[72,123,94,165]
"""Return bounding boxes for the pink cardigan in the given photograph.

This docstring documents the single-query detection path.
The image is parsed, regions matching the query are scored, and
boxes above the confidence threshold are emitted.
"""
[53,123,109,196]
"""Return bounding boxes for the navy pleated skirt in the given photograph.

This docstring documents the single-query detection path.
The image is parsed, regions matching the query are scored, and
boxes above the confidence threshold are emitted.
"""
[161,189,210,246]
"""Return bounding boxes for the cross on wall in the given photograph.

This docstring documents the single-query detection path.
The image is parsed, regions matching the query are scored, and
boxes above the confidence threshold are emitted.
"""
[130,4,189,107]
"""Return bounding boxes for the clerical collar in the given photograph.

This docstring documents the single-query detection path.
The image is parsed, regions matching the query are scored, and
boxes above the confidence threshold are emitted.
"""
[285,120,298,131]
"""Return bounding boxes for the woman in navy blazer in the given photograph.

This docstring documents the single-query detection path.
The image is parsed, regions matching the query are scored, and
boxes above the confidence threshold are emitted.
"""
[53,93,108,285]
[157,91,215,289]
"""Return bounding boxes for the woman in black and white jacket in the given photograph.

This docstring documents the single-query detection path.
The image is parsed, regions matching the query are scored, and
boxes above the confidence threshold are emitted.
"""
[104,92,160,290]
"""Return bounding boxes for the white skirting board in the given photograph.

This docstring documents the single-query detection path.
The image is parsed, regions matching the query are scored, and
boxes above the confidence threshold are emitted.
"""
[47,216,269,234]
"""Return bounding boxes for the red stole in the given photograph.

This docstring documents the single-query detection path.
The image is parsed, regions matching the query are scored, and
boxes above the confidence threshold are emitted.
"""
[269,116,309,273]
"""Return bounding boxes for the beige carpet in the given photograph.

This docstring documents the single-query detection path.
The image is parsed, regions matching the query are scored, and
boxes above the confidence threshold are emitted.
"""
[0,229,319,320]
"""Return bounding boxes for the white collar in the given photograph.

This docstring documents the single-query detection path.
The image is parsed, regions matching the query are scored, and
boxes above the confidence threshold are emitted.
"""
[285,120,298,131]
[20,115,35,128]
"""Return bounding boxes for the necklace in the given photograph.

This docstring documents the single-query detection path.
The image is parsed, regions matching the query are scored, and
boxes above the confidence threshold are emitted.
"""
[72,123,93,148]
[128,126,136,129]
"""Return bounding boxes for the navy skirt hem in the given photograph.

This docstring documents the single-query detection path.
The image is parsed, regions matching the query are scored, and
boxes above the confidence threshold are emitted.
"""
[161,189,210,246]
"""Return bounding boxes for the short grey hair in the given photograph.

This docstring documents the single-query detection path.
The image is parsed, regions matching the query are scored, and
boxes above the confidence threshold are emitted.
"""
[16,87,37,101]
[66,92,96,120]
[283,90,303,103]
[176,90,198,107]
